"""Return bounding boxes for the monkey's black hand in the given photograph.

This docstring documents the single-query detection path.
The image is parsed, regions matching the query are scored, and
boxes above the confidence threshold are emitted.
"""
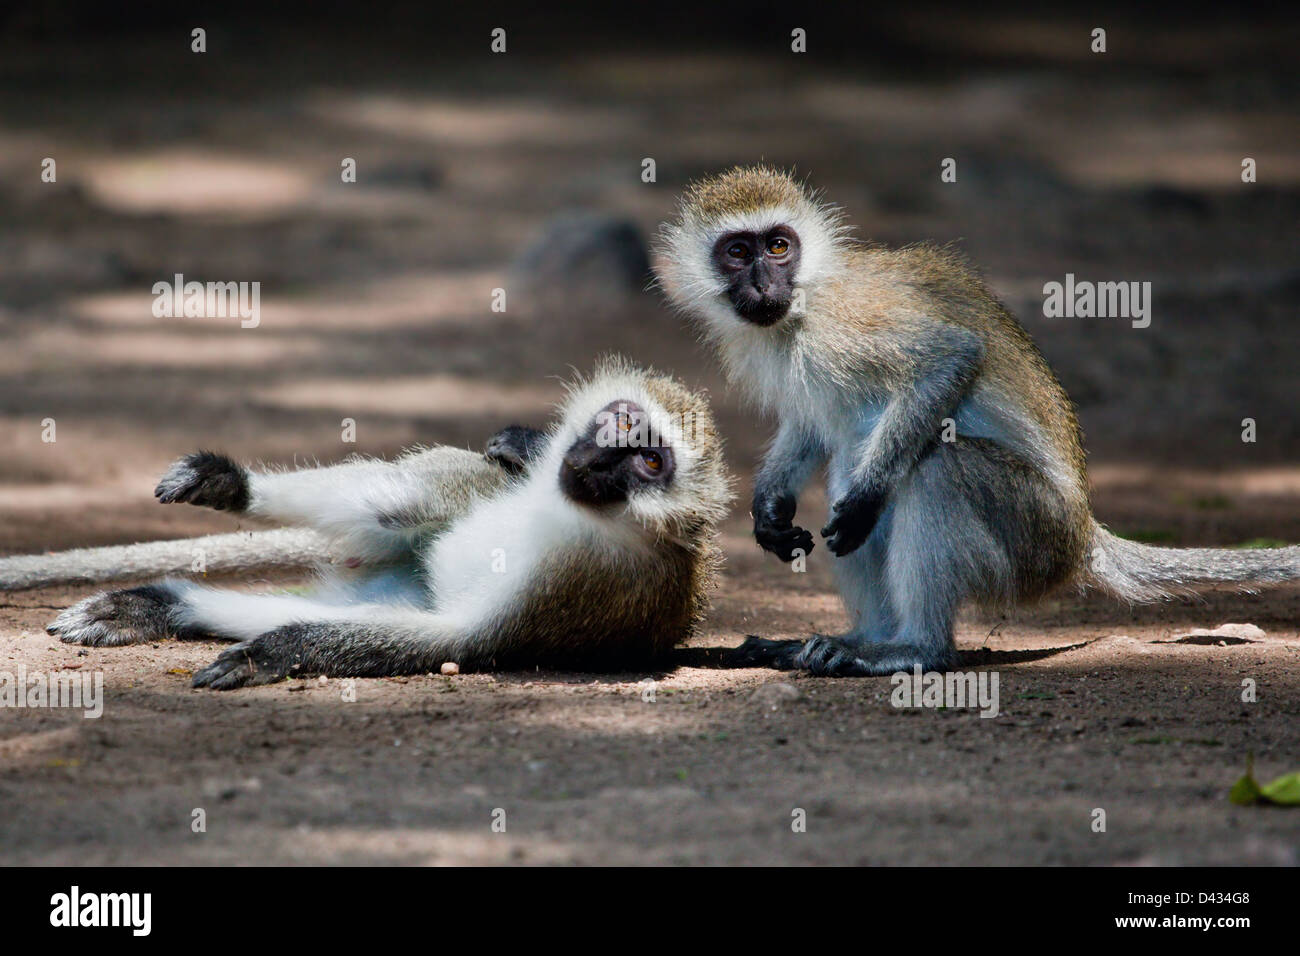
[753,490,815,562]
[155,451,250,512]
[821,486,887,557]
[192,627,306,690]
[485,425,548,475]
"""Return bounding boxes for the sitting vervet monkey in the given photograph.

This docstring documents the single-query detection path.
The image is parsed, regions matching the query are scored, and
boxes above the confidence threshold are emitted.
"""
[39,359,731,689]
[656,164,1300,676]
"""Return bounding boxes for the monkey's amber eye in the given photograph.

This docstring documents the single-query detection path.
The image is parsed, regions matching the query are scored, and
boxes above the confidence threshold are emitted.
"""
[640,451,663,472]
[767,236,790,255]
[618,415,632,431]
[727,242,749,259]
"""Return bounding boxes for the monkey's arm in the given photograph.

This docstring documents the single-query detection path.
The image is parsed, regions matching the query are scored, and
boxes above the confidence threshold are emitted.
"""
[5,430,543,592]
[752,421,827,561]
[822,324,984,556]
[156,446,512,563]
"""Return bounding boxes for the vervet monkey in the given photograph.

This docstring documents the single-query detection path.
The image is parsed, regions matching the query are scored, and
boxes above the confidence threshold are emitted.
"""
[656,164,1300,676]
[37,359,731,689]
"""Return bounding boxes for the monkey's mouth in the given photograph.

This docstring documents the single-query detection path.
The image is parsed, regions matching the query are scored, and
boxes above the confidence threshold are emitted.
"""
[729,288,791,327]
[559,441,630,508]
[559,466,628,507]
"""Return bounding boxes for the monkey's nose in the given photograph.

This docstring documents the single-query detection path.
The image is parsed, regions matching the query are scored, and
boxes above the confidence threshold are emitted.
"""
[750,259,776,296]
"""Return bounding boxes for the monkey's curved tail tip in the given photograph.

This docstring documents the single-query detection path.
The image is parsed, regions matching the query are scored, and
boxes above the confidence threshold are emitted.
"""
[1084,519,1300,603]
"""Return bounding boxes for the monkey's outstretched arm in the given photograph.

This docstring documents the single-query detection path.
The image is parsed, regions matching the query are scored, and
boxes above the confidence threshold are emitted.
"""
[191,612,477,689]
[156,446,512,563]
[752,421,827,561]
[5,430,539,592]
[822,324,984,556]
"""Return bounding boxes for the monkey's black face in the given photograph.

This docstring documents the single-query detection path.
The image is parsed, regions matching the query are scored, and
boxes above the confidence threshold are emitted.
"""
[560,400,676,508]
[713,226,801,326]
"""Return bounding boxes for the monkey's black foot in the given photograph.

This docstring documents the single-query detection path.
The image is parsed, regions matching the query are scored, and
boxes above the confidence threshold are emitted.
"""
[793,635,877,676]
[155,450,250,512]
[47,585,179,646]
[192,631,302,690]
[484,425,547,475]
[794,636,954,677]
[726,635,806,669]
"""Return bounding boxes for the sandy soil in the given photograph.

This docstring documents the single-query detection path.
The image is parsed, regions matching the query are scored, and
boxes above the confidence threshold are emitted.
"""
[1,16,1298,864]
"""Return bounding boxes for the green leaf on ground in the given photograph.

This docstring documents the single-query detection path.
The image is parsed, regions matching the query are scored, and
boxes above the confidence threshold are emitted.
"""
[1230,755,1300,806]
[1259,773,1300,805]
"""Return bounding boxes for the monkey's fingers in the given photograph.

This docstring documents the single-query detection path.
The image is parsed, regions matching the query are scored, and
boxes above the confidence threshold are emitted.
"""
[820,515,864,556]
[155,451,251,512]
[821,490,886,556]
[795,635,876,676]
[484,425,547,475]
[819,515,852,552]
[822,527,870,557]
[756,524,815,561]
[192,639,291,691]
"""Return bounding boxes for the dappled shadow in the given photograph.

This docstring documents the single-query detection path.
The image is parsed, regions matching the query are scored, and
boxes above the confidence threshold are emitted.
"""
[676,639,1094,670]
[2,634,1297,865]
[2,11,1300,865]
[958,642,1092,666]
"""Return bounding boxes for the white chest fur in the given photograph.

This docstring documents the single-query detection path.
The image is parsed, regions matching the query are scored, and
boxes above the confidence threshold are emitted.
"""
[426,483,546,621]
[424,477,644,628]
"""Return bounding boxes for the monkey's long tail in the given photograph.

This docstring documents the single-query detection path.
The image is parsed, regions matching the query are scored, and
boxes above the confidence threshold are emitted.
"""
[0,529,329,592]
[1085,519,1300,603]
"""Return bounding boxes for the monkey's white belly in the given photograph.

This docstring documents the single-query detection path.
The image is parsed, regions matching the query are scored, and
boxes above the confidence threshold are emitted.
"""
[424,482,586,627]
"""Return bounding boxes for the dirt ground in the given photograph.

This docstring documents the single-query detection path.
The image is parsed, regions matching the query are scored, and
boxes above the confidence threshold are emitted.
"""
[1,13,1298,864]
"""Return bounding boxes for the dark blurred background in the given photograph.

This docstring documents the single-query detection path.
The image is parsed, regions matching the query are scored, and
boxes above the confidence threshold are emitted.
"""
[1,3,1297,554]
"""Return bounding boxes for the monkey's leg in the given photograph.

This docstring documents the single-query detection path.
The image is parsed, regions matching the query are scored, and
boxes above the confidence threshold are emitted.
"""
[788,496,910,675]
[48,576,421,647]
[831,505,899,642]
[798,464,989,674]
[799,440,1076,676]
[728,497,896,671]
[191,612,474,689]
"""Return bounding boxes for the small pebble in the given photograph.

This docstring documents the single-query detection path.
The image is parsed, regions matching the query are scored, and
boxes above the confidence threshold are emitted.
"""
[441,662,460,676]
[750,682,801,710]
